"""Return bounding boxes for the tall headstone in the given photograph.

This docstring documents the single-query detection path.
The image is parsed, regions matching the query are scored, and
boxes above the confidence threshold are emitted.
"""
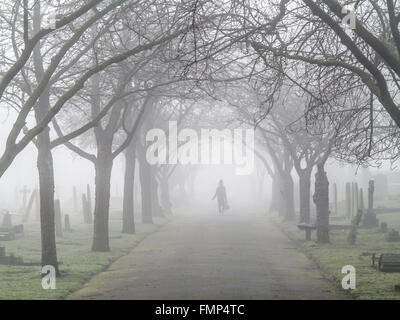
[64,214,72,232]
[354,183,359,216]
[359,188,364,213]
[54,199,63,237]
[368,180,374,213]
[363,180,379,228]
[351,182,355,218]
[345,183,351,219]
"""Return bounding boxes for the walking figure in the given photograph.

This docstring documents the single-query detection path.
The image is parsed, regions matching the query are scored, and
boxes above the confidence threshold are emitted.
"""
[212,180,228,215]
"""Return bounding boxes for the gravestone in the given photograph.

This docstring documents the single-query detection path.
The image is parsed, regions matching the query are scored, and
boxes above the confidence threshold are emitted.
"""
[354,183,359,217]
[368,180,374,213]
[351,182,355,218]
[363,180,379,228]
[380,222,388,233]
[64,214,72,232]
[0,224,23,241]
[363,212,379,228]
[54,200,63,237]
[386,229,400,242]
[0,248,25,266]
[1,212,12,228]
[359,188,365,213]
[346,183,351,219]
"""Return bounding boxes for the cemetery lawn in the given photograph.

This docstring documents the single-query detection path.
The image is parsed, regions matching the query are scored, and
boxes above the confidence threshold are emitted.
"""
[279,210,400,300]
[0,216,169,299]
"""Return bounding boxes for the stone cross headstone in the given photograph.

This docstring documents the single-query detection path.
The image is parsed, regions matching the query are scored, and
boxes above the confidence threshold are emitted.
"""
[54,199,63,237]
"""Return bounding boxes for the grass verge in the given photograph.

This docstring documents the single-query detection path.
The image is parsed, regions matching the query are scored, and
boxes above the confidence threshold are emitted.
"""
[0,216,169,300]
[276,212,400,300]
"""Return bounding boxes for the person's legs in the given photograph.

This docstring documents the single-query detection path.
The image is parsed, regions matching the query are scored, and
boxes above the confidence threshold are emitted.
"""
[218,201,223,215]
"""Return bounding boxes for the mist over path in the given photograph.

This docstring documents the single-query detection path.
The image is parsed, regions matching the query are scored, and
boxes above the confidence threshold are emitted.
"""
[68,211,348,300]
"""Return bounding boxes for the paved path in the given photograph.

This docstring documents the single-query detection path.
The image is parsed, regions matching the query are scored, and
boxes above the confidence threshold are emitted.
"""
[68,212,348,299]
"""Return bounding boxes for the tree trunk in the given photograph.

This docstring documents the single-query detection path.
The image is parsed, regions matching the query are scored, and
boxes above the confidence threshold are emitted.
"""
[299,170,311,223]
[92,150,113,252]
[122,140,136,234]
[37,126,59,274]
[138,144,153,224]
[160,171,172,215]
[313,163,330,243]
[269,174,280,213]
[150,168,163,217]
[333,183,337,215]
[283,171,295,221]
[31,6,59,274]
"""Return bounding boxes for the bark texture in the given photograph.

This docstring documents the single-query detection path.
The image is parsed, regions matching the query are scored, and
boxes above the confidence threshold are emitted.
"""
[313,163,330,243]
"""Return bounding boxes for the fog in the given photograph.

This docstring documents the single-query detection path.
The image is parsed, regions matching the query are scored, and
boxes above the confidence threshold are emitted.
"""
[1,0,400,303]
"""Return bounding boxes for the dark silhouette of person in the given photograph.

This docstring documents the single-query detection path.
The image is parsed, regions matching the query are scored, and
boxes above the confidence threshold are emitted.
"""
[212,179,228,215]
